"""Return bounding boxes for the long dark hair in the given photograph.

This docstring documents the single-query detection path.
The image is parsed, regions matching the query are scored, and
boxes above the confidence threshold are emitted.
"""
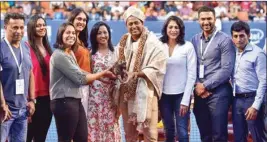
[90,21,114,55]
[160,15,185,45]
[27,15,52,76]
[68,8,89,48]
[53,22,78,51]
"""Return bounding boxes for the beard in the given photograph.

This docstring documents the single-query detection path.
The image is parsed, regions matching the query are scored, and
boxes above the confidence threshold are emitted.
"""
[200,23,215,33]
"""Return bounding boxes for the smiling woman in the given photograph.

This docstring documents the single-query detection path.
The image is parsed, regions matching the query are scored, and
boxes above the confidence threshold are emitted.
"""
[62,26,76,47]
[49,22,116,142]
[87,21,120,142]
[159,16,196,142]
[53,23,77,51]
[68,8,91,116]
[26,15,53,142]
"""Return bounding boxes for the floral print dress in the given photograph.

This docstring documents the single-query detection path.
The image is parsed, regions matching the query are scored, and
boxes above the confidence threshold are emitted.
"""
[87,50,121,142]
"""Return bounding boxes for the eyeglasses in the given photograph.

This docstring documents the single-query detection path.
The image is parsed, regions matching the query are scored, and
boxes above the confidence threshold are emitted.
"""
[75,17,87,22]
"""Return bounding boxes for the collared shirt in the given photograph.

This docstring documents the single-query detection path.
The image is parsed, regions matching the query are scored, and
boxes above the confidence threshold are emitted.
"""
[162,41,197,106]
[50,49,87,100]
[200,28,217,54]
[201,28,216,43]
[191,30,236,90]
[0,39,32,109]
[232,43,267,110]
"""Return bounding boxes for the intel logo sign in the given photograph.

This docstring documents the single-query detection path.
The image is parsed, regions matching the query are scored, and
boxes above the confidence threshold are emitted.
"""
[250,29,264,44]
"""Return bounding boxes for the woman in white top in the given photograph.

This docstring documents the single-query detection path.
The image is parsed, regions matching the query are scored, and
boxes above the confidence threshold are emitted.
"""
[159,15,197,142]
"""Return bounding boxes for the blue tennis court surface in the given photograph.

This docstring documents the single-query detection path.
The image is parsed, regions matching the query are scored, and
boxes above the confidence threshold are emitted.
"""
[45,113,201,142]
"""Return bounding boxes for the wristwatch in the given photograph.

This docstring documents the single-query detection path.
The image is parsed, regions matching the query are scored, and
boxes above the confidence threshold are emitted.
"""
[28,98,36,104]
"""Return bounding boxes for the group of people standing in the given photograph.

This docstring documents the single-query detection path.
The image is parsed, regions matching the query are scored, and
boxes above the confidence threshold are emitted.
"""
[0,5,266,142]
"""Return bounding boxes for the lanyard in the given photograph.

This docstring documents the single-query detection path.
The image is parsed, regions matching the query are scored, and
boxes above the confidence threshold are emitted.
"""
[4,38,23,74]
[200,30,218,61]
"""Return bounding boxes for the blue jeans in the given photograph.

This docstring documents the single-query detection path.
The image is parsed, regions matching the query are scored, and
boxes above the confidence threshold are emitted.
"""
[232,95,267,142]
[0,107,28,142]
[159,93,189,142]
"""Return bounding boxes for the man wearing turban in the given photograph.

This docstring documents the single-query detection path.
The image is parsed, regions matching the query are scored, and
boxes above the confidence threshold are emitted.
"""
[113,6,167,142]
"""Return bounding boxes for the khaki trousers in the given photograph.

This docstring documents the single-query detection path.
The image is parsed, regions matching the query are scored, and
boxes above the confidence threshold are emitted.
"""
[120,95,158,142]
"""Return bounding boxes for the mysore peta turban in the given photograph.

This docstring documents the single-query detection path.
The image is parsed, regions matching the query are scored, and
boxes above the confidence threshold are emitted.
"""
[123,6,145,22]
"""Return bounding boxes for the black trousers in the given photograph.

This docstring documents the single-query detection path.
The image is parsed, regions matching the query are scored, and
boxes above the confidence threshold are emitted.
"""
[193,82,233,142]
[50,97,87,142]
[27,95,52,142]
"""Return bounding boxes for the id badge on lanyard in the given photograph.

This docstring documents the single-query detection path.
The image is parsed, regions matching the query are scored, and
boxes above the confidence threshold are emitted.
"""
[16,79,24,94]
[199,30,218,79]
[199,64,205,79]
[4,38,24,95]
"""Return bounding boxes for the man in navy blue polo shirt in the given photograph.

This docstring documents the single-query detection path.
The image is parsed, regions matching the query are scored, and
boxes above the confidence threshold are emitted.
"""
[0,13,35,142]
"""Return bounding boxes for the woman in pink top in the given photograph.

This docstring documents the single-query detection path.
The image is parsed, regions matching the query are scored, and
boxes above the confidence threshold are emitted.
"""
[26,15,53,142]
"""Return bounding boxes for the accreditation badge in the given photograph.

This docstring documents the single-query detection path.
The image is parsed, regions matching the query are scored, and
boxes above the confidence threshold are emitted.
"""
[16,79,24,95]
[199,65,204,79]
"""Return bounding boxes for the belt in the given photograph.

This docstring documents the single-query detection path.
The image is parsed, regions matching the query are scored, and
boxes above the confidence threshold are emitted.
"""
[235,92,256,98]
[53,97,81,101]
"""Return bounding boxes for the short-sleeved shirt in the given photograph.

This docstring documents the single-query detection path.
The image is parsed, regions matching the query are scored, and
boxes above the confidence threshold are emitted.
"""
[0,39,32,109]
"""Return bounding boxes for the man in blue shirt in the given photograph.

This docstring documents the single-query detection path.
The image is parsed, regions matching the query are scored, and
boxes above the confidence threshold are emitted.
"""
[0,13,36,142]
[231,21,267,142]
[191,6,235,142]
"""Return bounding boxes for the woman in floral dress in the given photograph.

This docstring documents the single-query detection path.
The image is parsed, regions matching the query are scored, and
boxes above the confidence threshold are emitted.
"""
[87,21,121,142]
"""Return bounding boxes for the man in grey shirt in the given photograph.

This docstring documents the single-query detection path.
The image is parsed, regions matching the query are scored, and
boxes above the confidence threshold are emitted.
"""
[191,6,235,142]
